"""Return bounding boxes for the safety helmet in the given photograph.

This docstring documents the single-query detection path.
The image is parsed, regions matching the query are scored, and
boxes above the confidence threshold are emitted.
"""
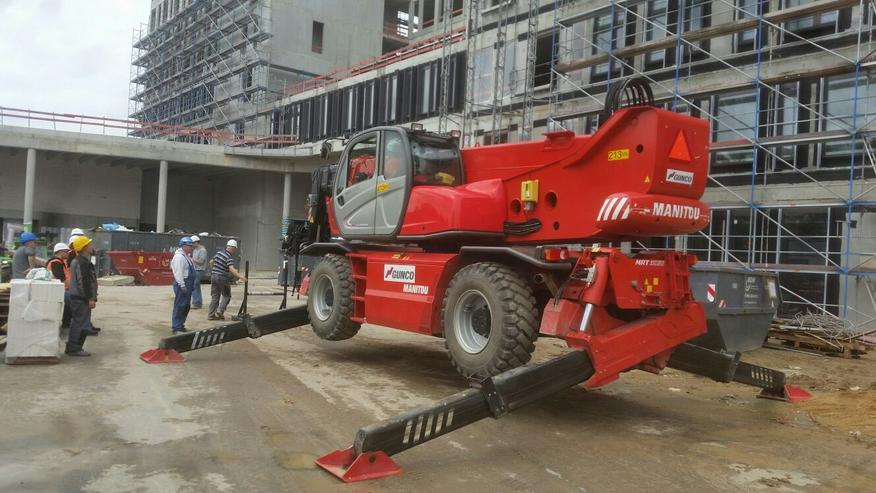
[70,228,85,236]
[226,239,238,248]
[179,237,193,246]
[20,232,38,243]
[53,242,70,253]
[71,236,92,253]
[190,235,201,243]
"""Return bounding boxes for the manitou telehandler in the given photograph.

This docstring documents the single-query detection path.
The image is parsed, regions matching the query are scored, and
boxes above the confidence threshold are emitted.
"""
[142,79,809,483]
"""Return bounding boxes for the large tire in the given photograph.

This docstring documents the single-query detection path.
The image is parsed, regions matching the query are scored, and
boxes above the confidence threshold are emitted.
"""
[307,254,360,341]
[442,262,539,379]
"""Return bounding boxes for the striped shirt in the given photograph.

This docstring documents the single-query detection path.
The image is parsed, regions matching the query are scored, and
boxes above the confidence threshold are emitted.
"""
[211,249,235,278]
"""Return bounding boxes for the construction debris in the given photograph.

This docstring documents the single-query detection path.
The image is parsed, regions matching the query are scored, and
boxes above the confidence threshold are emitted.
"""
[769,312,871,358]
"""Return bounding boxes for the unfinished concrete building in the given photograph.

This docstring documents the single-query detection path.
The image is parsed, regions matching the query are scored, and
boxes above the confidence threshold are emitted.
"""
[259,0,875,327]
[129,0,414,141]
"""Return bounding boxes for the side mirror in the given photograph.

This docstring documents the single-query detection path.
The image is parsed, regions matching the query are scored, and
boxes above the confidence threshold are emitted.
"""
[320,141,332,160]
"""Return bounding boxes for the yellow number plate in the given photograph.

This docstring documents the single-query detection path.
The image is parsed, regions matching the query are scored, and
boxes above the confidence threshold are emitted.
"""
[607,149,630,161]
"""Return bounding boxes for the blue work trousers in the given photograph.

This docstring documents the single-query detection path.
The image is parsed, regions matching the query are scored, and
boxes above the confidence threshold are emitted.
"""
[191,270,205,306]
[172,266,196,332]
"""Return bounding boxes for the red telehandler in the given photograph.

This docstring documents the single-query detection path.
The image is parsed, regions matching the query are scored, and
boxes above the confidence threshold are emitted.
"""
[141,79,809,483]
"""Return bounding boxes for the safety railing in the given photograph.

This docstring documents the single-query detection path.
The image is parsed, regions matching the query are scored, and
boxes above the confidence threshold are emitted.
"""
[0,106,297,146]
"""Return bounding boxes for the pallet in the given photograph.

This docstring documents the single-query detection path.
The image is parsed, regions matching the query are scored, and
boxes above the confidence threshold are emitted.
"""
[5,355,61,365]
[0,282,9,331]
[768,329,866,358]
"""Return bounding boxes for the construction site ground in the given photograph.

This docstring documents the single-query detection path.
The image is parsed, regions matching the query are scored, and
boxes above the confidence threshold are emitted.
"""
[0,278,873,492]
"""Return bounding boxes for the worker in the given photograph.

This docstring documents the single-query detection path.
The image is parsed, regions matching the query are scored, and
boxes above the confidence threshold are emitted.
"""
[11,231,45,279]
[46,243,72,329]
[208,239,247,321]
[171,237,196,334]
[189,235,208,309]
[66,236,98,357]
[67,227,85,245]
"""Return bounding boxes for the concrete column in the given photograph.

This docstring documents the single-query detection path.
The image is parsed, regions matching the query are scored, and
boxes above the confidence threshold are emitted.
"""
[157,160,168,233]
[23,148,36,232]
[433,0,441,28]
[409,0,416,34]
[418,0,424,30]
[282,172,292,235]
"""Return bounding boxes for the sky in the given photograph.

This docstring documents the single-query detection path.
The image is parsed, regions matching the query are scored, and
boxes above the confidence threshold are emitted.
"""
[0,0,152,134]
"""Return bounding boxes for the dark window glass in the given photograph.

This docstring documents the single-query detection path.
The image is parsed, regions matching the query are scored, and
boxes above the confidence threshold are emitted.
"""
[410,134,462,186]
[312,21,324,54]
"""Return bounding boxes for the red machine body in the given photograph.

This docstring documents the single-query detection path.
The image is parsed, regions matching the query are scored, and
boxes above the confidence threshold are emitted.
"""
[328,106,709,242]
[309,104,712,391]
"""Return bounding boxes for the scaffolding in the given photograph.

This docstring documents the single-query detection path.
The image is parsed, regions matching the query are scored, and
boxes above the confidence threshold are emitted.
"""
[129,0,276,143]
[545,0,876,331]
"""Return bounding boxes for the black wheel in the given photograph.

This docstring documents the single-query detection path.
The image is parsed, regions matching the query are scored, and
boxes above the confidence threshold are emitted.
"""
[441,262,539,379]
[307,254,360,341]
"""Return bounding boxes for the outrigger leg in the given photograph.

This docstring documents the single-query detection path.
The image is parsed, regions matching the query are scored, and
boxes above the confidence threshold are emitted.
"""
[316,351,595,482]
[140,306,310,363]
[668,343,812,402]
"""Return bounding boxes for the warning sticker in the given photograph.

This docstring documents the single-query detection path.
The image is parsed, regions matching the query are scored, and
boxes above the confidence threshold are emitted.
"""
[706,283,716,303]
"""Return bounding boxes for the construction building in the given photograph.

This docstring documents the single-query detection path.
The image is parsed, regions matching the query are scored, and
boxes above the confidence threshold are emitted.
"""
[254,0,876,329]
[129,0,415,141]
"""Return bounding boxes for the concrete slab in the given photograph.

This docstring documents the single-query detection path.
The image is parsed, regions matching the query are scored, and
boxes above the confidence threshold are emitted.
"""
[0,280,873,492]
[97,276,135,287]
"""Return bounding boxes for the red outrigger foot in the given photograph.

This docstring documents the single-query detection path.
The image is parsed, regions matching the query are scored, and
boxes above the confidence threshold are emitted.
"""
[315,446,402,483]
[139,348,185,364]
[758,384,812,403]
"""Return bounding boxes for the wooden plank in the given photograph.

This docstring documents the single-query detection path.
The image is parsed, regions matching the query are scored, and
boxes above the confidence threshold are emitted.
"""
[5,356,61,365]
[554,0,858,74]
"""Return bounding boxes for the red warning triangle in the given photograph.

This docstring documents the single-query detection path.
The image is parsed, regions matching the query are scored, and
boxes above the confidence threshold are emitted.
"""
[669,130,691,162]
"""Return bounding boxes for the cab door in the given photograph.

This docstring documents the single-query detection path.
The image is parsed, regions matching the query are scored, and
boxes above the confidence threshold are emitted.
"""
[334,132,379,237]
[374,129,410,236]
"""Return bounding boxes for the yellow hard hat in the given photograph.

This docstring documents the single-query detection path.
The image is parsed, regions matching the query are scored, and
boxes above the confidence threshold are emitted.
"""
[72,235,92,253]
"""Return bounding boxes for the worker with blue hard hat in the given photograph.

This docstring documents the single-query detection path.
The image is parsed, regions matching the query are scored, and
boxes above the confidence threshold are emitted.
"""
[12,231,46,279]
[170,236,197,334]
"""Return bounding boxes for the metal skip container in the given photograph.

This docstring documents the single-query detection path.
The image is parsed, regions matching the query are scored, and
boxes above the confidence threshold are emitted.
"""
[689,262,780,353]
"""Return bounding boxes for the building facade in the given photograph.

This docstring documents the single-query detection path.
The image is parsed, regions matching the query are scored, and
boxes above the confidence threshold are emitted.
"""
[260,0,876,325]
[130,0,413,141]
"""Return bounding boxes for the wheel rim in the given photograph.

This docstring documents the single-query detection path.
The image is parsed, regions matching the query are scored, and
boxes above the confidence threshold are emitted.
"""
[453,289,492,354]
[312,274,335,321]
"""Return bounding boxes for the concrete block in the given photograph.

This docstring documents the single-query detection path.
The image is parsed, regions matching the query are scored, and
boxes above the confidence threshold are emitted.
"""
[98,275,136,286]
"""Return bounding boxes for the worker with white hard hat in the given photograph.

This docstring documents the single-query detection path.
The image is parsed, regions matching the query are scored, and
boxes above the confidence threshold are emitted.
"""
[189,235,208,309]
[67,227,85,245]
[47,243,73,329]
[207,239,246,320]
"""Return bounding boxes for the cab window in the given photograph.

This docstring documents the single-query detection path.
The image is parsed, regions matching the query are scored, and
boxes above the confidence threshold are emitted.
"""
[344,135,377,188]
[382,132,406,179]
[410,134,462,186]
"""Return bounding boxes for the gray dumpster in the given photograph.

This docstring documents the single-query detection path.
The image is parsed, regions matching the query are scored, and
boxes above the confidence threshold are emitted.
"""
[689,263,780,353]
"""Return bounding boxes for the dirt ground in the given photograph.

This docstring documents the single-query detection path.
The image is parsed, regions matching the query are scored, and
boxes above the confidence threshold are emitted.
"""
[0,278,874,492]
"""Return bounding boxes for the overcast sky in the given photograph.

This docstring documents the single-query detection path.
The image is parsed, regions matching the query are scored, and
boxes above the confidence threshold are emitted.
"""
[0,0,151,133]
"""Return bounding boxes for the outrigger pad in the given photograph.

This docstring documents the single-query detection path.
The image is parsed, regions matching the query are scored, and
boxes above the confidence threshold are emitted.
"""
[315,446,402,483]
[139,348,185,364]
[758,384,812,403]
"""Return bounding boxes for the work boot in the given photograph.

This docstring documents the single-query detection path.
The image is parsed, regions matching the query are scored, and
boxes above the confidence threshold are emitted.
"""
[207,314,218,320]
[191,304,202,309]
[216,313,225,320]
[172,328,189,334]
[65,349,91,357]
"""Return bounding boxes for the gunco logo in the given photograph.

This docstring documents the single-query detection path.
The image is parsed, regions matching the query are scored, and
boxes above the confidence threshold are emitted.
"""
[665,168,694,186]
[384,264,416,283]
